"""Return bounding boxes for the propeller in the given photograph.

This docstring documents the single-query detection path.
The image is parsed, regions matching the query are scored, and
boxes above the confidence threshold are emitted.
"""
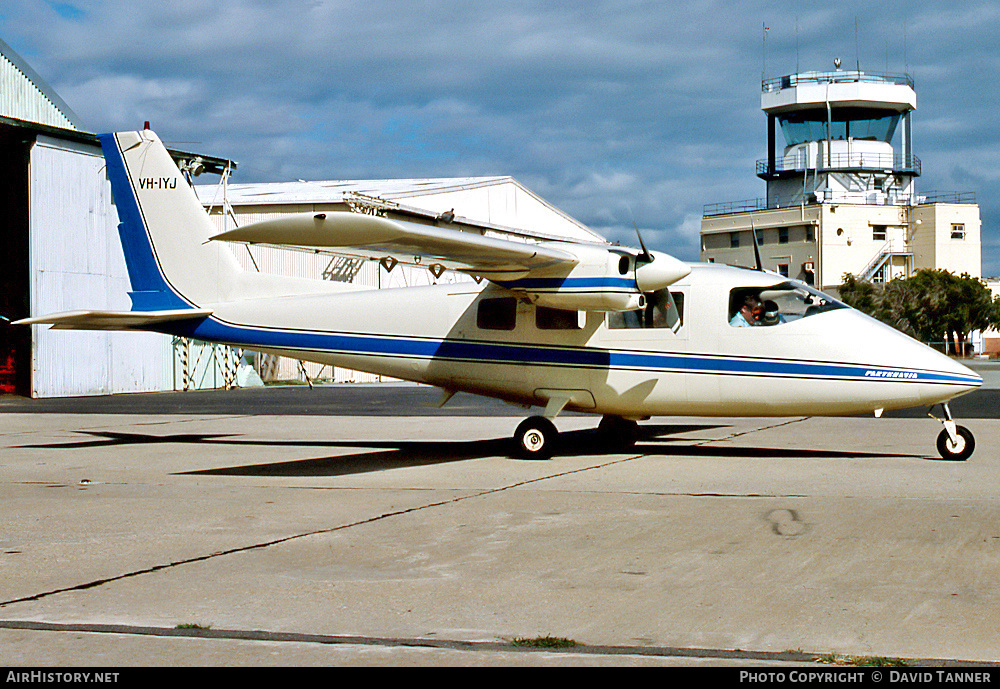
[635,223,653,265]
[628,206,653,265]
[749,215,764,271]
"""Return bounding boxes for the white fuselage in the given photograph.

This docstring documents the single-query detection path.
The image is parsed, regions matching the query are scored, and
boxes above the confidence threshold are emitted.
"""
[189,263,980,418]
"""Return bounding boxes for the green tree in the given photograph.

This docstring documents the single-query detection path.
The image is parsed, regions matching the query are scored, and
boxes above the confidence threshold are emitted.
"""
[839,270,1000,355]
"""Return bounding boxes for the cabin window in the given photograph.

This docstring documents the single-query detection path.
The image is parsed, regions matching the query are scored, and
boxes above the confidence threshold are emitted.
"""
[778,227,789,244]
[536,306,582,330]
[607,289,683,331]
[477,297,517,330]
[730,232,740,248]
[873,225,887,241]
[729,282,846,327]
[951,224,966,240]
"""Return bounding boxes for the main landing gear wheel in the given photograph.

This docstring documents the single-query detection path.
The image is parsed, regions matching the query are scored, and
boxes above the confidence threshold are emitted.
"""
[597,416,639,450]
[936,425,975,462]
[514,416,558,460]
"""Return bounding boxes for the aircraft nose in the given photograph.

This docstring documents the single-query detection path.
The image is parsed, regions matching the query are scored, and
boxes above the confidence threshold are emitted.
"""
[944,354,982,391]
[854,312,982,409]
[912,338,982,400]
[926,340,981,382]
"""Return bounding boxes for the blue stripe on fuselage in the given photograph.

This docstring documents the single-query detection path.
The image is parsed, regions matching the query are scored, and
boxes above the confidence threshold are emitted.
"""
[160,315,979,387]
[493,276,638,292]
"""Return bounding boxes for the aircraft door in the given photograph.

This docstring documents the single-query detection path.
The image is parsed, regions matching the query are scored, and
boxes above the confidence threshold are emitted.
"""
[435,293,533,400]
[596,288,689,412]
[717,282,844,410]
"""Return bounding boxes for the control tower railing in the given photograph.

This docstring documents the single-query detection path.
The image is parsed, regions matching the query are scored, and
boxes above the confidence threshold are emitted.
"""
[757,152,921,178]
[703,190,976,217]
[762,71,914,93]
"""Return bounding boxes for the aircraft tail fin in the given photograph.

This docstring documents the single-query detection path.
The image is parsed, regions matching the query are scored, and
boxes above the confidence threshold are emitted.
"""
[98,130,243,310]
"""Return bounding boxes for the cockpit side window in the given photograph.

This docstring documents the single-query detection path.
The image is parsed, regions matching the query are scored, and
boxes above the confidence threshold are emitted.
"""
[536,306,583,330]
[608,289,684,331]
[728,282,846,327]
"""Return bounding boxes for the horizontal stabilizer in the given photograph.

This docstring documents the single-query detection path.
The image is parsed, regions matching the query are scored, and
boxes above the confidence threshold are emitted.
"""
[14,309,212,330]
[211,212,578,277]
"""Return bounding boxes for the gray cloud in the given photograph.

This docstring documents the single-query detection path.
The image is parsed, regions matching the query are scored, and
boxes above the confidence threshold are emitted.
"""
[3,0,999,271]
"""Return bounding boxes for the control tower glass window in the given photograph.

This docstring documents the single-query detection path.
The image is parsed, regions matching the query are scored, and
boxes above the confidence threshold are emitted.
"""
[778,108,901,146]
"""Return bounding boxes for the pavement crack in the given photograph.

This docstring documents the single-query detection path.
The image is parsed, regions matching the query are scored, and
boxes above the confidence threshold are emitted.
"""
[0,418,804,609]
[689,417,811,446]
[0,464,628,608]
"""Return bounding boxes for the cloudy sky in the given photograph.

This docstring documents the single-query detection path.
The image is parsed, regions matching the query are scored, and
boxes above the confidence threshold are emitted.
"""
[4,0,999,273]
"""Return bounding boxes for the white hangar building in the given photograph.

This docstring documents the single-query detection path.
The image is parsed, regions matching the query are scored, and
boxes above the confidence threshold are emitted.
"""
[0,35,598,396]
[195,176,603,383]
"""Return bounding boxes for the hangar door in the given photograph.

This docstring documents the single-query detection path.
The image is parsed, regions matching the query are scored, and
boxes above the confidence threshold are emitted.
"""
[0,125,30,395]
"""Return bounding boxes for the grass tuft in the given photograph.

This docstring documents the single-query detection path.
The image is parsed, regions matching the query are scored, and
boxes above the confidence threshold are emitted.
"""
[817,653,908,666]
[510,635,578,649]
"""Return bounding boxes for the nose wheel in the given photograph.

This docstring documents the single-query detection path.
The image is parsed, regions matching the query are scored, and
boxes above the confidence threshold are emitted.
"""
[936,425,975,461]
[931,404,975,461]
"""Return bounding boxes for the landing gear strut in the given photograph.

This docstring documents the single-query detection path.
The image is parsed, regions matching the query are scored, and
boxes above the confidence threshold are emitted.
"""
[930,403,975,461]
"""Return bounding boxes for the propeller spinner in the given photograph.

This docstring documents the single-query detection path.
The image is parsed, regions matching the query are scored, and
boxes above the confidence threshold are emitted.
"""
[630,225,690,292]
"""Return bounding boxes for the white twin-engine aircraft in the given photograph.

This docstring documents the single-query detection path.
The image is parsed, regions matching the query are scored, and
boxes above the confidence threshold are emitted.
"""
[18,129,982,460]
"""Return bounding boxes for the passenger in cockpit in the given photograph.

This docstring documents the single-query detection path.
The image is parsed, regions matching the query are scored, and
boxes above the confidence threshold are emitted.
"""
[759,300,786,326]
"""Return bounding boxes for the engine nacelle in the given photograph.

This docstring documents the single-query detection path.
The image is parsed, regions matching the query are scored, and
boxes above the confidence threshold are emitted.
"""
[496,244,689,312]
[527,291,645,313]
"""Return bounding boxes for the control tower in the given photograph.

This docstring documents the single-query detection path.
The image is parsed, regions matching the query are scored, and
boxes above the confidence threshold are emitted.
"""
[759,68,917,208]
[701,65,980,291]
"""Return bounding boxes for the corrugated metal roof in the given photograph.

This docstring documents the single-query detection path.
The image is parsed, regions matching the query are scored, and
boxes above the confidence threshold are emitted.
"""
[0,36,83,130]
[0,115,238,176]
[200,176,515,205]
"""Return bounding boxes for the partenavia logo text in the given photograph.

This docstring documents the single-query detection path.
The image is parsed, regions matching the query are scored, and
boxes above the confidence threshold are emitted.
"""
[864,369,918,379]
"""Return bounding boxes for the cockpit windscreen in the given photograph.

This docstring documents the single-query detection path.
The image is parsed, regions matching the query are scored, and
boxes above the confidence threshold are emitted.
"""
[729,282,847,327]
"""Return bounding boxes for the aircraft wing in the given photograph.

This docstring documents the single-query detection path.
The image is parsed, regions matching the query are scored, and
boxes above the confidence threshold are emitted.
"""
[13,309,212,330]
[210,213,579,278]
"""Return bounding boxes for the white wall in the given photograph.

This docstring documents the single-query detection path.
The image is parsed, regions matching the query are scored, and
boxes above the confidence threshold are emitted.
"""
[28,135,168,397]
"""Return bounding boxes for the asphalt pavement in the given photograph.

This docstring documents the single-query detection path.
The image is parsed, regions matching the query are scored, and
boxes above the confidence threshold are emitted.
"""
[2,360,999,667]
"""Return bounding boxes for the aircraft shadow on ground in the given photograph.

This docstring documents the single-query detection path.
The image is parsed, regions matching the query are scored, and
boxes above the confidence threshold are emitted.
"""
[18,424,925,477]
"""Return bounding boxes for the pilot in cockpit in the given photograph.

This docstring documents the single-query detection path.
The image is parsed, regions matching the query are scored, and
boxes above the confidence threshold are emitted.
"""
[730,295,761,327]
